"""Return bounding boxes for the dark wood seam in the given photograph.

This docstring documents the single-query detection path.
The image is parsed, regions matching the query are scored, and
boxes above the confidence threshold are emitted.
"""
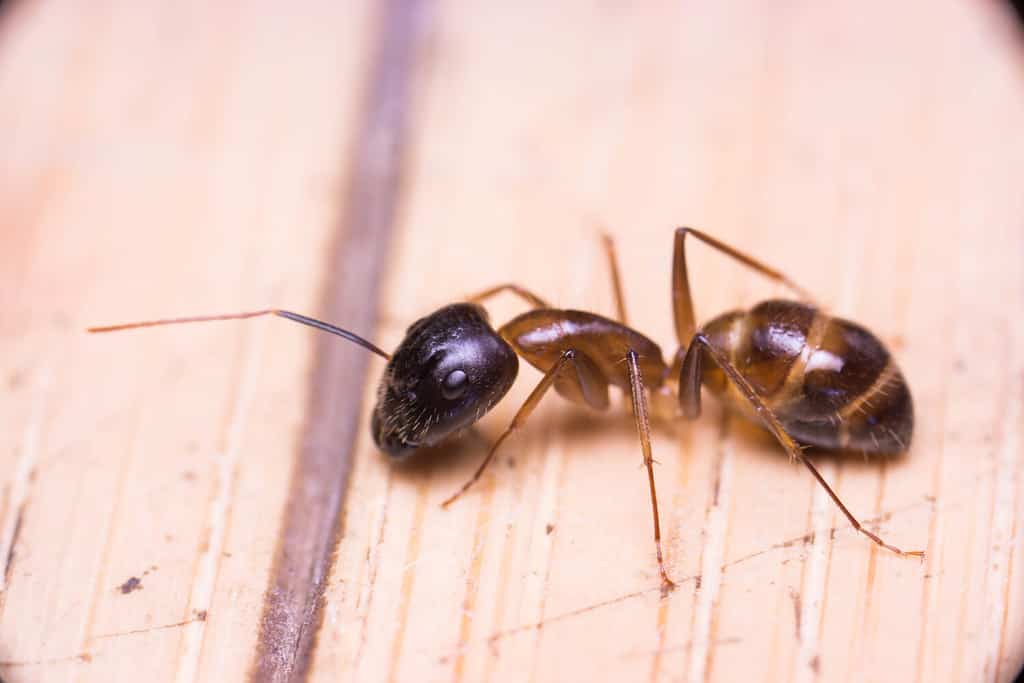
[249,0,429,680]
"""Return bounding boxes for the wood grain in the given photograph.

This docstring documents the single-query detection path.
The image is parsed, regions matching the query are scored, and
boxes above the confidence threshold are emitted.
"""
[251,0,424,679]
[0,1,1022,682]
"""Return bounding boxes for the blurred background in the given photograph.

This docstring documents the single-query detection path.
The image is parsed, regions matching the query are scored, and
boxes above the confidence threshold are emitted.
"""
[0,1,1022,682]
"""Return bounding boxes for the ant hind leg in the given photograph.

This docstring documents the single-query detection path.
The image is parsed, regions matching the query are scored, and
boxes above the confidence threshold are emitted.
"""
[679,334,924,558]
[671,227,817,347]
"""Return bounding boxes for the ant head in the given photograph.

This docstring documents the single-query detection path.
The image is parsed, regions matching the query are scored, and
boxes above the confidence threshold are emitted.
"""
[372,303,518,459]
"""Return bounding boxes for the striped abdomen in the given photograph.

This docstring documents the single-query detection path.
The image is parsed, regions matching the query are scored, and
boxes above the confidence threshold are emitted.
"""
[699,300,913,453]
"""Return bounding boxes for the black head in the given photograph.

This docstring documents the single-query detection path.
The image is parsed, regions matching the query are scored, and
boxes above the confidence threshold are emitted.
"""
[371,303,518,459]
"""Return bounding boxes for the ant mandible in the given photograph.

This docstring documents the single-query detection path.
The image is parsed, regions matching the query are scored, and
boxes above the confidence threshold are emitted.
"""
[89,227,922,593]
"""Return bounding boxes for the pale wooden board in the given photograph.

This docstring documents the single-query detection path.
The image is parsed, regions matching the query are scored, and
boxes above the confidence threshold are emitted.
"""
[0,1,377,681]
[0,1,1022,683]
[316,2,1024,682]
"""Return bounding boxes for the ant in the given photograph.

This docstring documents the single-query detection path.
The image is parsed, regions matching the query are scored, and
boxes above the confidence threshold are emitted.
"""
[89,227,922,593]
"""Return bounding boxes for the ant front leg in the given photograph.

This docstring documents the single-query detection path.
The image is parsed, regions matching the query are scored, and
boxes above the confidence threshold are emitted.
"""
[441,349,594,508]
[678,335,924,558]
[671,227,817,346]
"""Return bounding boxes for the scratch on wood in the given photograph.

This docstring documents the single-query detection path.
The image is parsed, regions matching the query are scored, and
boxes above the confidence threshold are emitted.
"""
[914,492,940,683]
[478,588,654,649]
[649,597,670,683]
[991,374,1024,683]
[0,653,92,668]
[790,588,802,641]
[915,365,949,683]
[480,513,523,680]
[687,415,733,683]
[721,486,963,574]
[441,570,701,662]
[984,340,1018,683]
[95,614,207,640]
[951,476,979,683]
[249,0,428,680]
[450,481,493,683]
[2,508,23,589]
[620,636,743,660]
[859,461,886,653]
[175,324,262,683]
[0,367,49,595]
[353,475,392,672]
[451,483,494,683]
[793,458,834,683]
[384,479,428,683]
[443,482,938,664]
[517,423,570,680]
[77,393,144,655]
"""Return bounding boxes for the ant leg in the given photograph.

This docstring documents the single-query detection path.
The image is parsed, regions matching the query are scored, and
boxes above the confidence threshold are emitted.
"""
[625,350,676,593]
[441,349,580,508]
[680,334,924,558]
[465,284,551,310]
[601,232,629,324]
[672,227,816,346]
[468,230,630,322]
[677,333,704,420]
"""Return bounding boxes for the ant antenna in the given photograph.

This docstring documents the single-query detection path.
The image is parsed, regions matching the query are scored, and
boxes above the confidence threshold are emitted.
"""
[87,309,391,360]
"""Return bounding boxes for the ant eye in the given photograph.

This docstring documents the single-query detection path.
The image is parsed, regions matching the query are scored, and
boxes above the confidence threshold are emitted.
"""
[441,369,469,400]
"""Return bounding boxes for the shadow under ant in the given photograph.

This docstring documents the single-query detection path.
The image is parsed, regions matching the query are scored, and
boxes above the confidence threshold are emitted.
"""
[387,399,912,490]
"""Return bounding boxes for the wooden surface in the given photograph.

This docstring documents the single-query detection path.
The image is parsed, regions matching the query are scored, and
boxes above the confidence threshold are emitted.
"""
[1,1,1022,682]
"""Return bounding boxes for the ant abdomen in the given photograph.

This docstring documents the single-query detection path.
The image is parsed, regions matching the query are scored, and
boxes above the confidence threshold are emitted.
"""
[372,303,519,459]
[699,299,913,453]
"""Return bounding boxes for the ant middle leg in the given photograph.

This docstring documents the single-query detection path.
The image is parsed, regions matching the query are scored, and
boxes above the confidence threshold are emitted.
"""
[678,334,924,558]
[671,227,817,346]
[465,284,552,310]
[601,232,629,325]
[625,349,676,593]
[467,230,632,326]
